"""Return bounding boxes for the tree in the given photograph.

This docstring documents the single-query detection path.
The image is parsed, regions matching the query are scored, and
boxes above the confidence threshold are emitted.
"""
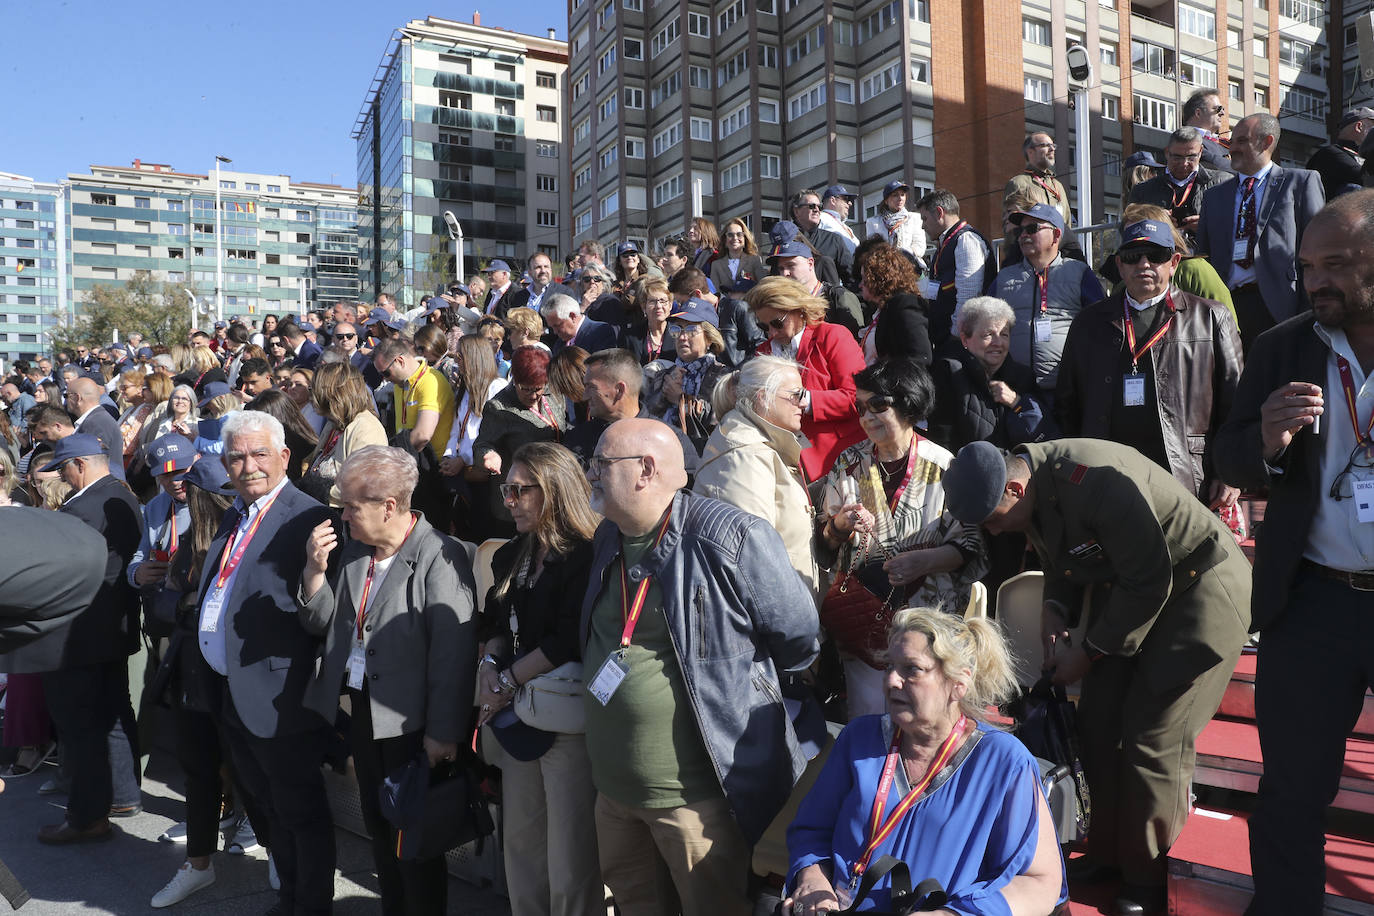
[50,272,201,354]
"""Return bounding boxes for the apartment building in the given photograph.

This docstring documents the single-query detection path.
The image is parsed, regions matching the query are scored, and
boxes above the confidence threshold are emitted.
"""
[0,173,68,363]
[354,15,569,308]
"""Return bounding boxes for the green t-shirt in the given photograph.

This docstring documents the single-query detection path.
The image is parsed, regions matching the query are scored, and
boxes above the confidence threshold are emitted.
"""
[583,528,721,808]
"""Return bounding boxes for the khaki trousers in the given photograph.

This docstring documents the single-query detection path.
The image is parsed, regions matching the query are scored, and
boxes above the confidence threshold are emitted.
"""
[594,793,750,916]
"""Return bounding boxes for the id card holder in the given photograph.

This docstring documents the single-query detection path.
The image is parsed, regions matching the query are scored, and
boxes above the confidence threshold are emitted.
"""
[1354,479,1374,523]
[200,587,224,634]
[588,653,629,706]
[346,644,366,690]
[1123,373,1146,407]
[1231,239,1249,263]
[1034,316,1052,343]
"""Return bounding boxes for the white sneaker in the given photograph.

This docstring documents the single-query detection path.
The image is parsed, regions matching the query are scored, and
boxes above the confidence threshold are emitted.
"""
[268,853,279,891]
[225,817,259,855]
[151,862,216,908]
[158,821,188,844]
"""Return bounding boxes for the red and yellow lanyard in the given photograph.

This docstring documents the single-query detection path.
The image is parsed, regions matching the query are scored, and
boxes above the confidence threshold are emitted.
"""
[214,490,282,589]
[355,513,418,643]
[1121,291,1176,373]
[1335,354,1374,448]
[616,510,673,650]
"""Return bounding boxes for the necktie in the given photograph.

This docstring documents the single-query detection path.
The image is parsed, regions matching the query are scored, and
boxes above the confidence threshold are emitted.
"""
[1234,177,1258,269]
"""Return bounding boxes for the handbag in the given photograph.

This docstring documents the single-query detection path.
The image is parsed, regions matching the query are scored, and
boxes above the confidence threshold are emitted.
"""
[1010,675,1091,840]
[820,533,920,669]
[512,661,586,734]
[766,856,948,916]
[389,750,496,861]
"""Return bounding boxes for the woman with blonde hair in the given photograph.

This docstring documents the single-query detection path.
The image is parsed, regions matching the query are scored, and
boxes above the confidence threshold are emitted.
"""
[305,362,388,506]
[710,217,766,294]
[623,277,676,365]
[686,215,721,272]
[504,307,548,352]
[477,441,603,916]
[176,345,227,396]
[746,275,866,478]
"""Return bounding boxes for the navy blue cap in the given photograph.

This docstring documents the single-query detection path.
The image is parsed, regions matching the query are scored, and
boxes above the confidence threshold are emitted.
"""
[882,179,910,197]
[1011,202,1065,234]
[423,298,449,316]
[214,320,228,330]
[38,433,105,473]
[198,381,232,407]
[364,307,390,326]
[181,455,232,493]
[767,236,813,261]
[107,342,128,354]
[487,707,557,762]
[137,346,155,359]
[1123,150,1164,170]
[445,282,470,298]
[383,315,410,332]
[769,220,802,246]
[615,241,639,257]
[1118,219,1175,251]
[822,184,851,200]
[668,297,719,327]
[145,433,198,476]
[484,259,512,273]
[943,441,1010,525]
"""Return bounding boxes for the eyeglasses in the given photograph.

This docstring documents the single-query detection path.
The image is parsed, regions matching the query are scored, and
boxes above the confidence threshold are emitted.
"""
[515,383,546,395]
[645,297,672,308]
[588,454,646,476]
[1119,247,1173,265]
[780,388,806,406]
[1017,223,1053,237]
[335,333,356,341]
[1330,441,1374,500]
[799,203,821,211]
[499,482,542,501]
[675,325,705,338]
[855,395,893,416]
[1030,142,1057,151]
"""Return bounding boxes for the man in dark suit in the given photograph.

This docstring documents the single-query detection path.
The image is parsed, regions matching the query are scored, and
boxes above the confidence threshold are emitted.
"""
[1306,107,1374,201]
[1196,112,1325,351]
[35,435,142,844]
[504,251,575,320]
[280,320,321,371]
[482,259,519,317]
[198,411,337,915]
[0,508,105,666]
[1214,191,1374,916]
[66,376,127,481]
[540,293,619,354]
[1129,127,1232,249]
[1181,89,1234,174]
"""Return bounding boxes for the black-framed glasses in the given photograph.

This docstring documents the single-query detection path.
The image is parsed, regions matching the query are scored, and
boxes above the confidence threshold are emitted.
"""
[1329,440,1374,500]
[855,395,893,417]
[499,482,542,501]
[1119,247,1173,266]
[1017,223,1053,237]
[588,454,645,476]
[1208,105,1226,115]
[335,332,356,341]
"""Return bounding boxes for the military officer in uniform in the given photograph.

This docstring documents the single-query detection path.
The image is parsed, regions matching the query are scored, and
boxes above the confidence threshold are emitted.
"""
[943,438,1251,916]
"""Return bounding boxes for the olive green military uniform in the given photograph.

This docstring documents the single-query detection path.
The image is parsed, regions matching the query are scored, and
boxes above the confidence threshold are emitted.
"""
[1017,439,1251,888]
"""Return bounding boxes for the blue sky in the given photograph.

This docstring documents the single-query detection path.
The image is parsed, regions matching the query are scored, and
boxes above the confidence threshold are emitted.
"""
[7,0,568,187]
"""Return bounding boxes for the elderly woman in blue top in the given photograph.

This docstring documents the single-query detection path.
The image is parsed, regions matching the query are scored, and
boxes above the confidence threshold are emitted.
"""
[786,609,1065,916]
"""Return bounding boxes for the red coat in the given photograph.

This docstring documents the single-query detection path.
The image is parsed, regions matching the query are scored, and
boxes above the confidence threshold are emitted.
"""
[757,321,866,480]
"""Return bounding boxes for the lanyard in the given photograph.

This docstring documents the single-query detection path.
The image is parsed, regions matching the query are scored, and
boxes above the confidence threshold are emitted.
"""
[1025,170,1062,203]
[308,428,342,474]
[534,395,561,437]
[886,436,920,511]
[1036,269,1050,316]
[1169,176,1197,211]
[852,716,967,881]
[616,510,673,650]
[934,221,967,290]
[1122,291,1176,372]
[215,490,282,589]
[399,361,429,428]
[163,500,179,557]
[1335,354,1374,446]
[355,513,419,642]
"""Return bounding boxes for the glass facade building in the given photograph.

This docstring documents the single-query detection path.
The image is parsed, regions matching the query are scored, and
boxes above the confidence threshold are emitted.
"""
[0,173,67,363]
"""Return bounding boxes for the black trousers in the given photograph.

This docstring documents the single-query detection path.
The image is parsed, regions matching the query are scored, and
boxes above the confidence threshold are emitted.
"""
[174,705,270,858]
[218,683,336,916]
[1230,284,1275,355]
[348,688,447,916]
[1247,569,1374,915]
[42,659,131,827]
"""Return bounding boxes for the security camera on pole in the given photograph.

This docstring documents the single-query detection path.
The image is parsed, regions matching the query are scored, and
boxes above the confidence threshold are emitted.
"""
[443,210,464,283]
[1066,44,1094,264]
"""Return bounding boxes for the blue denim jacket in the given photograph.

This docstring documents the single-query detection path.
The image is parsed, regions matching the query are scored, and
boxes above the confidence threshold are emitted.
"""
[580,490,821,843]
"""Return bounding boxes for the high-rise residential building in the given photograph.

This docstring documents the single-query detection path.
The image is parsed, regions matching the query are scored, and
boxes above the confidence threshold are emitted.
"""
[64,160,359,320]
[567,0,1336,250]
[354,14,569,308]
[0,173,69,363]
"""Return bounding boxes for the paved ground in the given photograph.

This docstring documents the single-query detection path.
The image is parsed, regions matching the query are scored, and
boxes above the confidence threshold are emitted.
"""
[0,754,512,915]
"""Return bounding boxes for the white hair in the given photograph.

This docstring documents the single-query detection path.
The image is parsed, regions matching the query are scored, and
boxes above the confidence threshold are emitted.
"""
[736,354,801,414]
[540,294,581,322]
[957,296,1017,339]
[335,445,420,510]
[221,409,285,453]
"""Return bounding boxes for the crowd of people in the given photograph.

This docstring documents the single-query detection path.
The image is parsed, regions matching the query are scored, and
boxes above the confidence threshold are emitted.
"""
[1,90,1371,916]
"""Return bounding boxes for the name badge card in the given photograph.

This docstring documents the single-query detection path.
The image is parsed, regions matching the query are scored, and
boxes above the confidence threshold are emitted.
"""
[1035,317,1052,344]
[588,654,629,706]
[200,587,224,634]
[346,644,366,690]
[1354,479,1374,524]
[1123,373,1146,407]
[1231,239,1249,263]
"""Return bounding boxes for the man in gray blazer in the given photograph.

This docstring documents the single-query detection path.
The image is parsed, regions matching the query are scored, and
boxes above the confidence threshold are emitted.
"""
[1195,112,1325,351]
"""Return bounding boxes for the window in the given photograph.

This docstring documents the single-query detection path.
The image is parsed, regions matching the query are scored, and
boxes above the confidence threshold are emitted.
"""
[858,0,900,42]
[624,137,645,158]
[721,158,751,191]
[91,193,115,206]
[717,49,749,87]
[834,21,852,45]
[220,180,235,189]
[651,72,681,107]
[691,116,713,141]
[167,223,186,235]
[651,17,680,57]
[1102,95,1119,119]
[1024,76,1052,103]
[1022,17,1050,46]
[761,45,778,69]
[495,134,516,152]
[758,100,779,123]
[653,122,683,156]
[537,209,559,227]
[440,163,473,182]
[787,26,824,66]
[264,230,279,241]
[537,105,557,123]
[537,174,558,192]
[1100,44,1118,66]
[861,59,903,102]
[600,92,618,121]
[599,191,620,219]
[1131,39,1174,77]
[599,0,614,26]
[599,45,618,74]
[266,185,280,193]
[599,141,619,170]
[295,210,311,221]
[718,0,745,33]
[1179,55,1217,88]
[193,222,215,235]
[625,87,644,108]
[760,154,781,179]
[537,141,558,157]
[688,12,710,36]
[789,78,852,118]
[134,197,150,209]
[688,65,710,89]
[719,104,749,138]
[572,25,589,56]
[653,175,684,206]
[575,166,591,189]
[166,271,185,282]
[624,0,641,9]
[166,199,185,211]
[574,117,591,143]
[495,98,516,116]
[536,71,557,89]
[623,39,642,60]
[910,0,929,21]
[1279,0,1324,26]
[1178,5,1216,40]
[572,71,590,100]
[1284,86,1324,121]
[1133,93,1176,131]
[1254,86,1270,108]
[439,90,472,109]
[910,57,930,84]
[244,182,259,192]
[1279,37,1312,68]
[1254,35,1267,60]
[294,233,310,244]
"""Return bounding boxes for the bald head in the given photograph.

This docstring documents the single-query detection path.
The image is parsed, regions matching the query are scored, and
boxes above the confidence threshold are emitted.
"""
[590,418,688,534]
[67,377,103,414]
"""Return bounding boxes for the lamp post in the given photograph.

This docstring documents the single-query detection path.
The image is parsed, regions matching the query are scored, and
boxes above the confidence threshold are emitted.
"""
[443,210,465,286]
[213,155,231,324]
[1065,45,1094,265]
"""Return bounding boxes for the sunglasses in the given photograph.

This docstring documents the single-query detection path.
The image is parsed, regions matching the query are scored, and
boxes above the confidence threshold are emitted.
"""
[335,333,356,340]
[1119,247,1173,265]
[499,482,542,501]
[755,313,795,334]
[855,396,893,417]
[1016,223,1053,237]
[1208,104,1226,115]
[799,203,821,211]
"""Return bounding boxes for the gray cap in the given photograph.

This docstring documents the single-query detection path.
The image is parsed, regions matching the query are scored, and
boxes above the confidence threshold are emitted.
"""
[943,441,1009,525]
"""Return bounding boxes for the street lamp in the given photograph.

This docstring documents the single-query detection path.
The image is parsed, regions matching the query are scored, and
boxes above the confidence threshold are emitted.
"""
[1065,45,1094,264]
[443,210,465,284]
[213,155,231,324]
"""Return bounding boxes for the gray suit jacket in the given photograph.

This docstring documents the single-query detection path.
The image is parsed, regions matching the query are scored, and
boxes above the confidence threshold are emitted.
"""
[74,406,127,481]
[1195,164,1325,324]
[299,515,476,743]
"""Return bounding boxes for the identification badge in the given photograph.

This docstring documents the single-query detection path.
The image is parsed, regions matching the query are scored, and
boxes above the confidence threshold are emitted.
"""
[346,644,366,690]
[1034,317,1052,343]
[200,587,224,634]
[1354,479,1374,523]
[1231,239,1249,263]
[1123,373,1146,407]
[588,653,629,706]
[1069,540,1102,559]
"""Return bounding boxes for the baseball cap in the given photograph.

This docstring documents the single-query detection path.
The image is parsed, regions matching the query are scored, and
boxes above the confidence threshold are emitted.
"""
[363,307,390,327]
[1338,107,1374,129]
[615,241,639,257]
[446,282,470,298]
[821,184,852,200]
[181,455,233,493]
[668,297,719,327]
[145,433,197,477]
[1010,203,1065,234]
[882,180,909,197]
[484,259,512,273]
[38,434,105,473]
[1123,150,1164,170]
[767,236,813,261]
[1117,219,1175,252]
[197,381,232,407]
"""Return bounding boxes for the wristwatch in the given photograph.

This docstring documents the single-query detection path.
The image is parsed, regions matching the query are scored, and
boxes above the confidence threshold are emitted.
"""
[479,654,500,670]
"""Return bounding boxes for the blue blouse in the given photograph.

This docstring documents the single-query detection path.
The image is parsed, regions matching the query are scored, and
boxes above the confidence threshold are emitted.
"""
[787,715,1068,915]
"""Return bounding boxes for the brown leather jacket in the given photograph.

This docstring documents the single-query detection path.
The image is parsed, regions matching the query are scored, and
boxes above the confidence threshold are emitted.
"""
[1053,288,1244,496]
